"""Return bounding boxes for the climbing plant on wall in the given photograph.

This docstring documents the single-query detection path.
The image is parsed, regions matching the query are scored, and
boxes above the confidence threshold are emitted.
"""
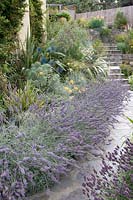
[29,0,44,44]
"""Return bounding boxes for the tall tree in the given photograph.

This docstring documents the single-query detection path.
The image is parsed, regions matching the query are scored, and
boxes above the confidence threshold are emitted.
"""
[47,0,101,12]
[120,0,133,6]
[99,0,119,9]
[47,0,133,12]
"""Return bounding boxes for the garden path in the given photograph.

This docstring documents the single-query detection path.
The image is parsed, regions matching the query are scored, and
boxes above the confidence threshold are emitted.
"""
[30,91,133,200]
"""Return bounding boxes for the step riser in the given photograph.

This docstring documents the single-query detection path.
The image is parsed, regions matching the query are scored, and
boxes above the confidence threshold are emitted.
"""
[107,55,122,58]
[109,74,124,79]
[106,46,119,51]
[105,59,122,62]
[106,51,121,54]
[108,63,121,66]
[102,55,121,57]
[110,69,121,73]
[109,79,128,84]
[118,79,128,83]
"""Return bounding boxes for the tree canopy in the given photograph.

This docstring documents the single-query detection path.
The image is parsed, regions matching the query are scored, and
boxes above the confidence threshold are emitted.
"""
[47,0,133,13]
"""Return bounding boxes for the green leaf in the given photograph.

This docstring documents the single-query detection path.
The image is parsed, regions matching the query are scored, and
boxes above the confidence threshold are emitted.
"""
[127,117,133,124]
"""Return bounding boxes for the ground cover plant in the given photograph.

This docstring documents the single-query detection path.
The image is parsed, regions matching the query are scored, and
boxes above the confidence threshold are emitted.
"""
[0,81,128,199]
[83,137,133,200]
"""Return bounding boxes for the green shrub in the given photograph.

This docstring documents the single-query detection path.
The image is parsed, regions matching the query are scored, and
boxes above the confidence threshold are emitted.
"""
[100,27,111,39]
[0,71,8,95]
[49,11,71,23]
[46,19,64,41]
[77,18,89,28]
[0,0,26,65]
[88,18,104,29]
[92,39,105,56]
[4,36,42,89]
[67,71,87,88]
[65,59,86,72]
[0,0,26,43]
[50,22,88,60]
[29,0,44,43]
[115,33,127,42]
[120,64,133,77]
[117,42,128,53]
[0,71,8,109]
[114,11,128,29]
[115,30,133,54]
[127,29,133,53]
[56,12,71,21]
[63,71,87,95]
[128,75,133,90]
[26,62,64,94]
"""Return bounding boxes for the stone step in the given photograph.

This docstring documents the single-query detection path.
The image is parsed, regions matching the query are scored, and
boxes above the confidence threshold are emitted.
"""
[108,62,122,66]
[109,73,124,79]
[104,43,117,47]
[110,78,128,83]
[102,56,122,60]
[123,83,130,90]
[105,45,117,48]
[104,49,121,53]
[109,66,121,73]
[102,54,122,57]
[106,54,123,57]
[103,58,122,63]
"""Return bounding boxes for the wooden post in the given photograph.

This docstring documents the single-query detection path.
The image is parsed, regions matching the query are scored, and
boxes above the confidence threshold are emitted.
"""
[19,0,30,47]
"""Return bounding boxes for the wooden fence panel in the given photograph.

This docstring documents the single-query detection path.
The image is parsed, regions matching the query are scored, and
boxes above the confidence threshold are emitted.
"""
[76,6,133,26]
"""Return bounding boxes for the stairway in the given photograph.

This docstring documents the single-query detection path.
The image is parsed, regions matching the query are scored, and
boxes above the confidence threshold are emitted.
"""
[103,44,129,85]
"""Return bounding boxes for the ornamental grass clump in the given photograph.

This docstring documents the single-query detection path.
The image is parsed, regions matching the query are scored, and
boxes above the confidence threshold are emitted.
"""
[82,138,133,200]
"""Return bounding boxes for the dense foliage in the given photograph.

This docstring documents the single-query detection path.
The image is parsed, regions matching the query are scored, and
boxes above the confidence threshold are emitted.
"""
[0,2,132,199]
[120,64,133,77]
[47,0,133,13]
[88,18,104,29]
[29,0,44,43]
[0,81,128,199]
[128,75,133,90]
[114,11,128,29]
[0,0,26,64]
[115,30,133,54]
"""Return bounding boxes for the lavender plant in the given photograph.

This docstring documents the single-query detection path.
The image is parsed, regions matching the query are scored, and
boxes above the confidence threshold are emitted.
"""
[82,138,133,200]
[0,81,129,199]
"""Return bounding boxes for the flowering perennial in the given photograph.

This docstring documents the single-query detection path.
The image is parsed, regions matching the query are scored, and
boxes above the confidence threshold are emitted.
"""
[83,138,133,200]
[0,81,129,199]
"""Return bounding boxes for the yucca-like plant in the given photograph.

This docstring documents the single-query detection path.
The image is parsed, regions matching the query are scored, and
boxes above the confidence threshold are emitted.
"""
[82,46,108,79]
[20,35,41,70]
